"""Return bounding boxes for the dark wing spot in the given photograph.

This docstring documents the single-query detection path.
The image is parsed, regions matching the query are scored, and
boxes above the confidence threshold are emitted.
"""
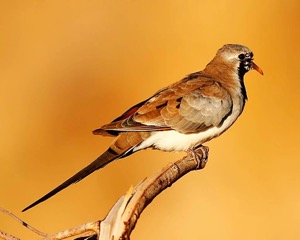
[156,102,167,109]
[176,97,183,102]
[176,97,182,109]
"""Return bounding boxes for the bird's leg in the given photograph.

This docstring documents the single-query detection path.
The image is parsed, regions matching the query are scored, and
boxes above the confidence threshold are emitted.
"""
[187,145,209,169]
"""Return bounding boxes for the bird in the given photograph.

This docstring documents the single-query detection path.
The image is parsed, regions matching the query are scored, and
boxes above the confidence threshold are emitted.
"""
[22,44,263,212]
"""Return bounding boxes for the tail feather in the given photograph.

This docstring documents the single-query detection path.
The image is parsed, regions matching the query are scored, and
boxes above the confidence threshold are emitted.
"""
[22,132,149,212]
[22,147,122,212]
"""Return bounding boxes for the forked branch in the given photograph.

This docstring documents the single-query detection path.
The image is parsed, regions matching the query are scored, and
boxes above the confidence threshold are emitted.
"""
[0,145,209,240]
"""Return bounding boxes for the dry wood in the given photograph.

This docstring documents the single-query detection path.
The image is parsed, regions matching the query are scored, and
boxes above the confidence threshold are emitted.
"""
[0,145,209,240]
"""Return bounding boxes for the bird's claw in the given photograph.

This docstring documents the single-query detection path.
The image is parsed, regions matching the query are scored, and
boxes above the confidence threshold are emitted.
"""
[187,146,209,169]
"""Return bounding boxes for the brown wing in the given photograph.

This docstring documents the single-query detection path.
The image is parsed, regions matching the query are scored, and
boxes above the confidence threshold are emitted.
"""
[93,72,232,135]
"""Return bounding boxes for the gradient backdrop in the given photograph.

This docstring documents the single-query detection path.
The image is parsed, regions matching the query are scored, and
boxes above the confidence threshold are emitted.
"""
[0,1,299,239]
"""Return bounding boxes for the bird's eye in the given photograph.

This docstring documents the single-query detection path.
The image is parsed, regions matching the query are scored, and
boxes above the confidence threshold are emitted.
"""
[238,53,245,60]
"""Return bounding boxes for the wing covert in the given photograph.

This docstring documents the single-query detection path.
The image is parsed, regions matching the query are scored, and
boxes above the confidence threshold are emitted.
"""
[94,74,233,135]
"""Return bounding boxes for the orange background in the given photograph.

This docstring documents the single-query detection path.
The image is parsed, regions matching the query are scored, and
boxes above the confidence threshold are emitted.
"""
[0,1,299,239]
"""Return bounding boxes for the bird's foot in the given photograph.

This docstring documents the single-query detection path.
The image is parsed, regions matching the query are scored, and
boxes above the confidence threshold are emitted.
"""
[187,145,209,169]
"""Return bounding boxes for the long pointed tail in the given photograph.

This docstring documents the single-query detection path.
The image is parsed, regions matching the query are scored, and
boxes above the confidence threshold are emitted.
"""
[22,147,125,212]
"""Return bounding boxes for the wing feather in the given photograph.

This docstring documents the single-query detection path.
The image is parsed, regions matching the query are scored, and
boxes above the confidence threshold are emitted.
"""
[93,72,233,136]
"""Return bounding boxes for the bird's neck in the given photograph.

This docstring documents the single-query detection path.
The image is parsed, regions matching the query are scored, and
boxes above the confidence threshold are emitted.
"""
[202,60,247,113]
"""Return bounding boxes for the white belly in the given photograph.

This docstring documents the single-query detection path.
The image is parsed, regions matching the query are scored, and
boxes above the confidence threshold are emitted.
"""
[134,103,243,152]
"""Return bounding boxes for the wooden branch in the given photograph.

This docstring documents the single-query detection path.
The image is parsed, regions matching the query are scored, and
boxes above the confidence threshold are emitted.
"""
[0,145,209,240]
[116,145,209,239]
[0,230,20,240]
[0,207,47,237]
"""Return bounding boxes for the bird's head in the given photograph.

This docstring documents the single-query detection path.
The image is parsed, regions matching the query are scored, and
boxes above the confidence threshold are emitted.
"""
[212,44,264,78]
[203,44,263,101]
